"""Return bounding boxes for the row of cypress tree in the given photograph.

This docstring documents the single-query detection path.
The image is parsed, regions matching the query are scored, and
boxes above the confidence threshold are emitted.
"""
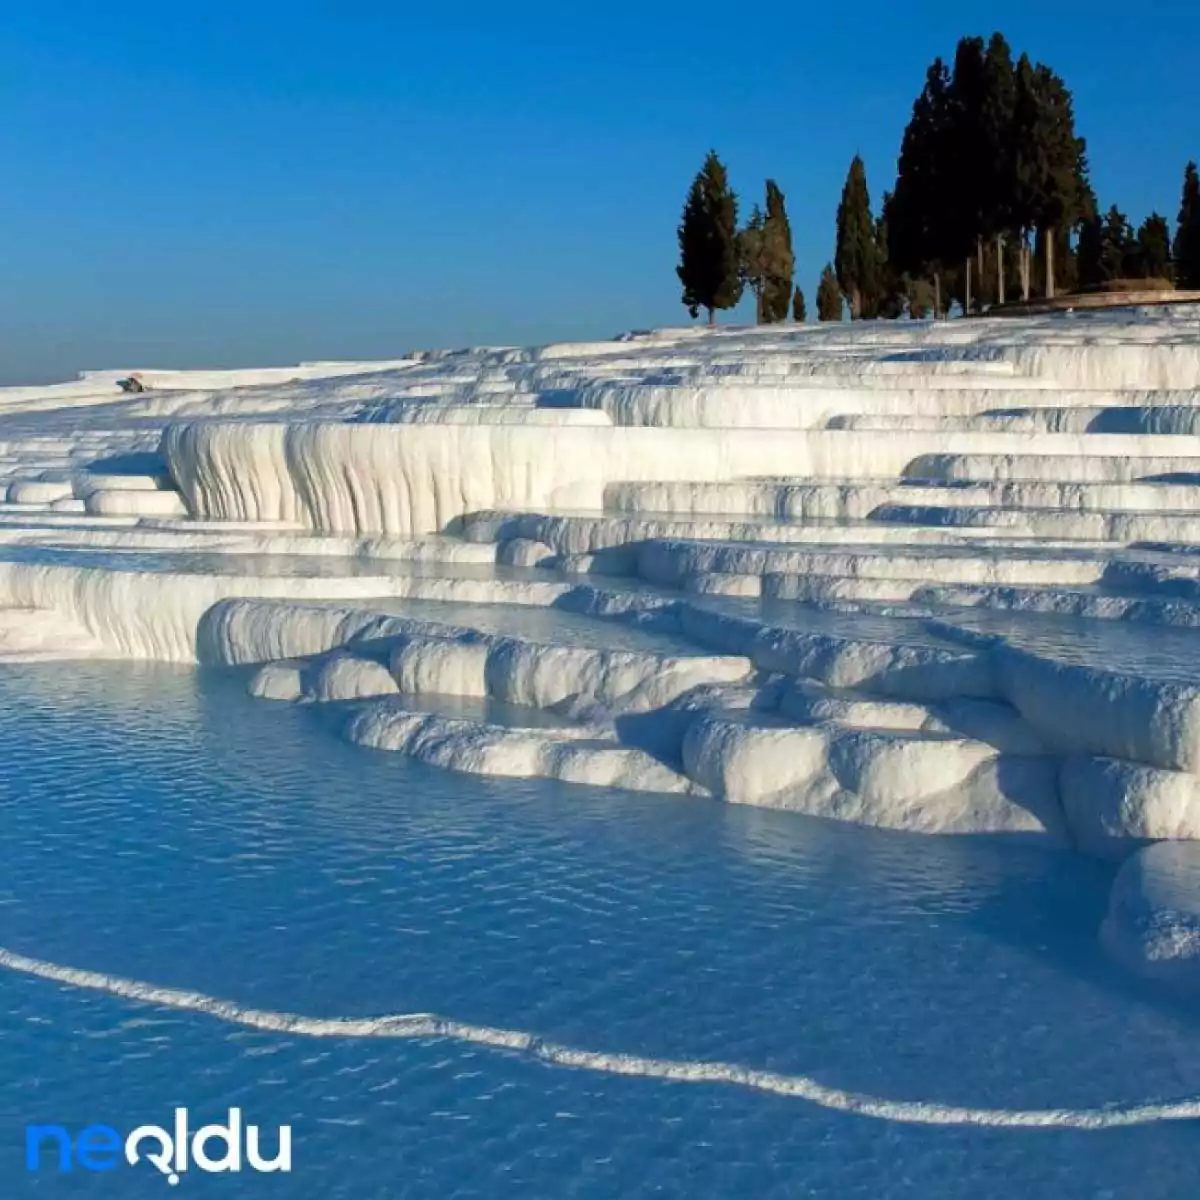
[677,32,1200,323]
[879,32,1200,314]
[676,154,803,325]
[676,157,836,325]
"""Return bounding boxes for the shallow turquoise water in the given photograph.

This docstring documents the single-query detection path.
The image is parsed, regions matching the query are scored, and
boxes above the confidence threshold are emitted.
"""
[1,663,1199,1197]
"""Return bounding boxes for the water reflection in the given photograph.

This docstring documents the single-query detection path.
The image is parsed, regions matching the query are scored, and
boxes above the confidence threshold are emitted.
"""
[0,662,1197,1198]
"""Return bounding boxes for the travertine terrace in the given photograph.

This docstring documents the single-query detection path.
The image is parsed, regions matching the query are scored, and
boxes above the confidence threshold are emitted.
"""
[5,308,1200,980]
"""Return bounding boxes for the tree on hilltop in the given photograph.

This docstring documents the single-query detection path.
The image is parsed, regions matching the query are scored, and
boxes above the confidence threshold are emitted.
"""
[816,265,843,321]
[1100,205,1134,280]
[946,35,989,312]
[792,286,807,322]
[874,191,906,318]
[738,180,795,323]
[1076,212,1105,288]
[978,32,1017,304]
[835,155,880,318]
[1136,213,1172,281]
[1175,162,1200,289]
[738,204,766,322]
[905,277,937,318]
[1010,55,1090,299]
[677,151,742,324]
[890,36,1091,308]
[761,180,795,322]
[888,58,953,316]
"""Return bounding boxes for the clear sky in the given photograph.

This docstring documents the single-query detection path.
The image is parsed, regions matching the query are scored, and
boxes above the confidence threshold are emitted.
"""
[0,1,1196,382]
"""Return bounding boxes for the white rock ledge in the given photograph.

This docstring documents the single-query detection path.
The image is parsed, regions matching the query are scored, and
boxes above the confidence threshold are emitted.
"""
[1103,841,1200,990]
[1,313,1200,891]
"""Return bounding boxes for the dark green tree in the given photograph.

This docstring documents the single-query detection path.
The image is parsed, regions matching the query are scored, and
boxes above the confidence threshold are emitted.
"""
[738,182,793,323]
[835,155,881,318]
[1175,161,1200,289]
[875,191,906,318]
[979,32,1017,304]
[1039,224,1081,295]
[1036,65,1089,297]
[1076,212,1104,289]
[889,58,954,315]
[1100,205,1134,280]
[892,37,1091,308]
[946,36,988,311]
[1136,213,1172,280]
[905,276,937,318]
[1010,59,1089,298]
[816,265,843,321]
[1080,205,1139,287]
[677,151,743,324]
[760,180,795,323]
[792,286,807,322]
[1010,54,1046,299]
[737,204,766,322]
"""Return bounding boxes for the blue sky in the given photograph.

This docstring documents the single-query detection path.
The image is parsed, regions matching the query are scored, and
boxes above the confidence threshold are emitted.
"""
[0,1,1195,382]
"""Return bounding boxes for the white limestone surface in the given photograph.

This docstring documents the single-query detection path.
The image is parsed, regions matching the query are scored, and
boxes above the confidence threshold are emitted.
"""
[161,422,1200,537]
[1103,840,1200,990]
[5,311,1200,942]
[1060,757,1200,858]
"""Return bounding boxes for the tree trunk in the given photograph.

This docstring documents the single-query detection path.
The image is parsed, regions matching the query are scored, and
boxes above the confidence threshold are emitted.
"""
[995,233,1006,306]
[965,255,972,316]
[1020,234,1031,301]
[977,237,985,306]
[934,274,941,320]
[707,307,715,327]
[1046,228,1056,300]
[755,285,763,325]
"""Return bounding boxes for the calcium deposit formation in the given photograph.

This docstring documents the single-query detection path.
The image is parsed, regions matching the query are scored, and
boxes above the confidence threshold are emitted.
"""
[4,311,1200,986]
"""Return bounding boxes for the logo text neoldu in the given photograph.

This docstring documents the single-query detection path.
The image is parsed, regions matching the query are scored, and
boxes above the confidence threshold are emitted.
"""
[26,1108,292,1184]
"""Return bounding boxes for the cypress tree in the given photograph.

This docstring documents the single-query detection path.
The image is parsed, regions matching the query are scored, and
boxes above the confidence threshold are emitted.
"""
[875,191,906,318]
[677,151,743,324]
[1175,162,1200,289]
[893,38,1092,307]
[1033,65,1089,298]
[979,32,1017,304]
[889,58,953,312]
[1136,213,1172,281]
[738,205,766,322]
[792,286,807,322]
[816,265,843,321]
[760,180,795,323]
[1100,205,1134,281]
[1037,224,1080,295]
[835,155,880,318]
[1076,212,1104,289]
[905,277,937,318]
[1007,57,1089,299]
[947,36,988,312]
[1010,53,1045,300]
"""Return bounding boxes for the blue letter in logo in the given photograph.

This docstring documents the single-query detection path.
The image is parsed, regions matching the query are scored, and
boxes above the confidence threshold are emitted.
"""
[77,1125,121,1171]
[25,1125,72,1172]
